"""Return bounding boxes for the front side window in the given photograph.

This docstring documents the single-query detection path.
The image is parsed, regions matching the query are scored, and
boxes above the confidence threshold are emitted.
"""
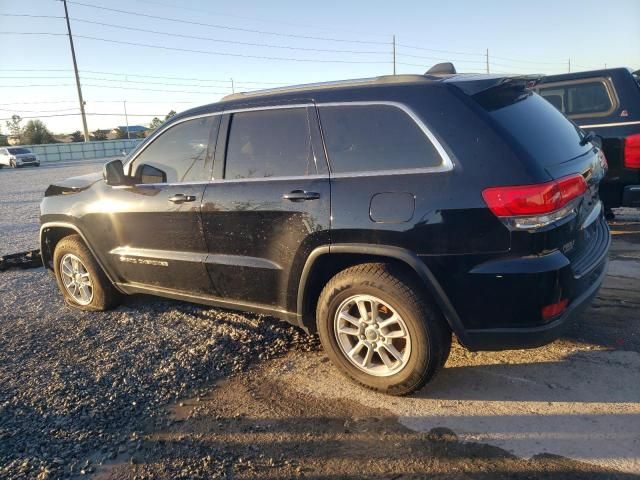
[133,116,215,184]
[224,108,315,179]
[318,104,442,174]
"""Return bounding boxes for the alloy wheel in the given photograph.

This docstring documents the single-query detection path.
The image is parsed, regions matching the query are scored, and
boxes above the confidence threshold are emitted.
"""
[333,294,412,377]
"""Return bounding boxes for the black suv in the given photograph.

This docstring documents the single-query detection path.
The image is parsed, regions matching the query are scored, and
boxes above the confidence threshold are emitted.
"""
[536,68,640,213]
[40,73,610,395]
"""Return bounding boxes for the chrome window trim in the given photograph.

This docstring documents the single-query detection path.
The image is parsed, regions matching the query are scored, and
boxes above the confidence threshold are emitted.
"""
[123,104,315,183]
[535,77,619,119]
[122,101,453,187]
[315,101,454,174]
[123,112,221,173]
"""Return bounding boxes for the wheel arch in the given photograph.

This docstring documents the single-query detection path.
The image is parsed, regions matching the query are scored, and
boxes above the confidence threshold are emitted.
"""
[40,222,120,289]
[297,243,467,343]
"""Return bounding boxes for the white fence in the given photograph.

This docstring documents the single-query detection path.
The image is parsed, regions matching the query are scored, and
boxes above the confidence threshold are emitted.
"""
[19,139,142,163]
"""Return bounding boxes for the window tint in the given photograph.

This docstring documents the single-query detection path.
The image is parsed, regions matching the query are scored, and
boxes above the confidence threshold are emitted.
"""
[318,104,442,173]
[133,116,215,183]
[566,82,611,114]
[8,148,31,154]
[483,91,590,166]
[225,108,314,179]
[539,81,613,116]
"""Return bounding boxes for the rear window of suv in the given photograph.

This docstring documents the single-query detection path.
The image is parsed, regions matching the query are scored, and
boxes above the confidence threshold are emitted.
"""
[475,89,591,166]
[318,104,443,174]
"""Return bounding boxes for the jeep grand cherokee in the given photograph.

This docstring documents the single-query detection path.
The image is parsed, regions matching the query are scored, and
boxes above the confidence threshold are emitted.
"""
[40,72,610,395]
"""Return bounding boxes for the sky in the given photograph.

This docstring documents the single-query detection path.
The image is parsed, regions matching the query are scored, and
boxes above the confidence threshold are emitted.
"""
[1,0,639,134]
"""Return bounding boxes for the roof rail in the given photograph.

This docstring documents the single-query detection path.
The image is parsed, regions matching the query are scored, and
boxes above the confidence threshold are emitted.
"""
[221,74,431,101]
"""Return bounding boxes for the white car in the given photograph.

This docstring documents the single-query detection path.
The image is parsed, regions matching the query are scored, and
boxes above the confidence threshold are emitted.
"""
[0,147,40,168]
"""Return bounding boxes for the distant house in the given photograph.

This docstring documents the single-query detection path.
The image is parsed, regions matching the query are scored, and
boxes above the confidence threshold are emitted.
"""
[110,125,148,138]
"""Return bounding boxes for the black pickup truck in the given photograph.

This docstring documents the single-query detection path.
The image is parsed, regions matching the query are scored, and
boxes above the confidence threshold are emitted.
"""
[536,68,640,215]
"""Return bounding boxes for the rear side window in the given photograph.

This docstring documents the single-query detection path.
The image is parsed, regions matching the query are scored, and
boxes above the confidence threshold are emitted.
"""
[224,108,315,179]
[318,104,443,174]
[538,80,615,116]
[133,116,215,183]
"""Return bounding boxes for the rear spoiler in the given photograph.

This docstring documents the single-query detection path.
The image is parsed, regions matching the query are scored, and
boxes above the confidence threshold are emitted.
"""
[442,74,544,96]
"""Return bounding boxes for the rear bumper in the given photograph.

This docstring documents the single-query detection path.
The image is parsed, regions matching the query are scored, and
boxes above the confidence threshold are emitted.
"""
[453,216,610,351]
[622,185,640,208]
[462,257,607,351]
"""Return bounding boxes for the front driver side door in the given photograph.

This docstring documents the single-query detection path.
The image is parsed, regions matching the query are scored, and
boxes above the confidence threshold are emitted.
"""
[88,114,220,294]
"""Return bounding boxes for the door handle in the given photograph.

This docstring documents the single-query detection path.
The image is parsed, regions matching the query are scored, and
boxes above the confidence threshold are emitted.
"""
[282,190,321,202]
[168,193,196,204]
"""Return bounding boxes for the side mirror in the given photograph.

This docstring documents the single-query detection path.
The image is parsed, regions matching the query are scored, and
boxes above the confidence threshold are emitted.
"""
[138,164,167,184]
[103,159,127,186]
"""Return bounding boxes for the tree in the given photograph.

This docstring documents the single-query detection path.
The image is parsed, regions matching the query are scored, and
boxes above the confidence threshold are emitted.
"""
[149,117,163,130]
[21,119,54,145]
[165,110,176,121]
[5,115,22,143]
[70,130,84,142]
[92,129,108,141]
[112,128,129,140]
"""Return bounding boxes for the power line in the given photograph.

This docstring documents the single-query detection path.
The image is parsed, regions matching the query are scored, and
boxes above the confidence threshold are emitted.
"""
[65,1,391,45]
[1,31,390,64]
[68,17,389,55]
[0,100,199,105]
[0,69,286,86]
[0,13,64,19]
[0,113,167,121]
[72,34,391,64]
[130,0,390,39]
[0,83,231,94]
[396,52,485,64]
[396,43,481,56]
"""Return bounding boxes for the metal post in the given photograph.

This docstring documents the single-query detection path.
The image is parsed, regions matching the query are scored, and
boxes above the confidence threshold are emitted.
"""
[486,48,490,74]
[62,0,90,142]
[392,35,396,75]
[230,78,235,93]
[568,58,571,73]
[123,101,130,139]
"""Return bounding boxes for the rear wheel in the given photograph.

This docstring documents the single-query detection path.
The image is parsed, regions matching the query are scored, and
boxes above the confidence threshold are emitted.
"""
[317,263,451,396]
[53,235,121,311]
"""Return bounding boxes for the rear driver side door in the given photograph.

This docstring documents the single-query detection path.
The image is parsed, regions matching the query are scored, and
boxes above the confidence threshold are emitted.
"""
[200,105,330,312]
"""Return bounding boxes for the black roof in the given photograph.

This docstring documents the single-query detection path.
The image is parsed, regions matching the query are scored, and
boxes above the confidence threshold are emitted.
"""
[171,72,534,123]
[540,67,633,83]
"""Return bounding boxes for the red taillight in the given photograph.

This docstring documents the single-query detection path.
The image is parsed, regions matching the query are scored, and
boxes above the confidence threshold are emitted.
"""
[542,298,569,320]
[482,174,587,217]
[624,134,640,169]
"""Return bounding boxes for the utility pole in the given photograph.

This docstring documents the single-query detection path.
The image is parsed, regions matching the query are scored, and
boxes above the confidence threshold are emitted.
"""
[392,35,396,75]
[123,101,130,140]
[62,0,90,142]
[568,58,571,73]
[230,77,235,93]
[486,48,490,74]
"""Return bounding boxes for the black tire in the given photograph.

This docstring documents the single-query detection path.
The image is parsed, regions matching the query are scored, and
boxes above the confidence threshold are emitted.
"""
[53,234,121,311]
[316,263,451,396]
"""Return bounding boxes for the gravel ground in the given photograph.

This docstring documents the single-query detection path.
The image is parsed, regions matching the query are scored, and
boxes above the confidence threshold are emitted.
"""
[0,268,316,479]
[1,160,639,479]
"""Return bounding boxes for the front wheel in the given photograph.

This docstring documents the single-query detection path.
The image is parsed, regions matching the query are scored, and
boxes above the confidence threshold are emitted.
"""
[316,263,451,396]
[53,234,121,311]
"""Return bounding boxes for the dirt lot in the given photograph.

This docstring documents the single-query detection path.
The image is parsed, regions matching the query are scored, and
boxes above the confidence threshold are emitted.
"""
[0,161,639,479]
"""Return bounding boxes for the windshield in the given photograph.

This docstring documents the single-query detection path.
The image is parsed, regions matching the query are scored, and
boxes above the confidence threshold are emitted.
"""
[474,88,591,166]
[7,148,32,155]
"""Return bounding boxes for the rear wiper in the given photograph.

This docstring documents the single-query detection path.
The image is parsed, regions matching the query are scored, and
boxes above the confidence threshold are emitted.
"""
[580,130,600,147]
